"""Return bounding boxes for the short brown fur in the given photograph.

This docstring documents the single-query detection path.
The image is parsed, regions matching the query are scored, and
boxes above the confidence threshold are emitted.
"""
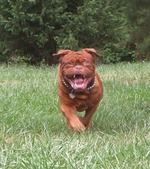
[53,48,103,131]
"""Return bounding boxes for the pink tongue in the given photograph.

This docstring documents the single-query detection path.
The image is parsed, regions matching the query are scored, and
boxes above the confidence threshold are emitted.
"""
[74,78,84,84]
[73,78,84,89]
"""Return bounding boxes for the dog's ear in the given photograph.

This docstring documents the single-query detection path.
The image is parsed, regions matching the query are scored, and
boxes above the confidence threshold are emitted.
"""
[53,50,72,57]
[82,48,100,57]
[53,50,72,63]
[82,48,100,63]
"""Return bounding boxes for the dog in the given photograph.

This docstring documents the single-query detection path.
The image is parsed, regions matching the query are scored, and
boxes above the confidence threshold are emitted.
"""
[53,48,103,131]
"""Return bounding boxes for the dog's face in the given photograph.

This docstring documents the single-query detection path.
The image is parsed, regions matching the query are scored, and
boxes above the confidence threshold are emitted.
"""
[55,49,98,92]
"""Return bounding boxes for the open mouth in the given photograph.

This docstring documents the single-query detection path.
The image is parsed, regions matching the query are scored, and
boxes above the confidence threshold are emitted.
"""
[67,74,90,90]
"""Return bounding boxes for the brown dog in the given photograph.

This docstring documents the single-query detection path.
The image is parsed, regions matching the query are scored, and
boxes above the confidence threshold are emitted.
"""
[53,48,103,131]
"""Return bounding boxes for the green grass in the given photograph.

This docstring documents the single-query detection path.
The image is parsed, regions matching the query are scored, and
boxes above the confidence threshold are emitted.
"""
[0,62,149,169]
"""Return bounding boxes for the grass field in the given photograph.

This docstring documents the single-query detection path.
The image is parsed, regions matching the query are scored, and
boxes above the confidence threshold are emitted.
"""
[0,62,149,169]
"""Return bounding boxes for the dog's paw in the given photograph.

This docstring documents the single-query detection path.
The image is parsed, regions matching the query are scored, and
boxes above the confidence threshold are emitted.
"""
[78,116,92,130]
[67,118,86,132]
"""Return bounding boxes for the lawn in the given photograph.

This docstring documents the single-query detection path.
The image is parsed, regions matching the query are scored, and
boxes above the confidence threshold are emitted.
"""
[0,62,149,169]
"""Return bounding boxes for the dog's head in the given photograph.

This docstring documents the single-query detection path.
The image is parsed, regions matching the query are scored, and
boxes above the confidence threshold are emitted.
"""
[53,48,99,92]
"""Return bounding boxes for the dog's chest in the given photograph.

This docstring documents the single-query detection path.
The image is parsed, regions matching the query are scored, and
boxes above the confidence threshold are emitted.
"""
[76,100,89,111]
[74,95,92,112]
[67,91,96,111]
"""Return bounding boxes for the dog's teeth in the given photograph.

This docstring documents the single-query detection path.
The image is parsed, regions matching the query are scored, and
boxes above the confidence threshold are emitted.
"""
[73,75,76,78]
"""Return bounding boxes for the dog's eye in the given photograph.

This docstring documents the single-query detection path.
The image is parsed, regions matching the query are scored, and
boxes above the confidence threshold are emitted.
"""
[67,62,73,65]
[65,62,74,68]
[83,61,90,66]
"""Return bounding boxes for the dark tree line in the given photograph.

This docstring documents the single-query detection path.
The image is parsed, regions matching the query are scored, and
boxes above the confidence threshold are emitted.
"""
[0,0,149,65]
[127,0,150,61]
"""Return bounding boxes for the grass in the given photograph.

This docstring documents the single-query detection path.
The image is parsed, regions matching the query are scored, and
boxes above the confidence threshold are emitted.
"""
[0,62,149,169]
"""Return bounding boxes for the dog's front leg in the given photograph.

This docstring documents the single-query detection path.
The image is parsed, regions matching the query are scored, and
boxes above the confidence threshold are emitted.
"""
[82,104,99,129]
[60,104,86,132]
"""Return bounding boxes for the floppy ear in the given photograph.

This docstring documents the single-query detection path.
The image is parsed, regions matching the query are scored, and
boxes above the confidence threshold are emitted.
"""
[82,48,100,57]
[53,50,72,57]
[53,50,72,63]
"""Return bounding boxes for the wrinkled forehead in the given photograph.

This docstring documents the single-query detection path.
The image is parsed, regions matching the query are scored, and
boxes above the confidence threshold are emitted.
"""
[61,51,93,63]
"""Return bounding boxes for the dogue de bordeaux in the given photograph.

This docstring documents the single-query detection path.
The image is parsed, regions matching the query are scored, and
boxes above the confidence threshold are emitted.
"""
[53,48,103,131]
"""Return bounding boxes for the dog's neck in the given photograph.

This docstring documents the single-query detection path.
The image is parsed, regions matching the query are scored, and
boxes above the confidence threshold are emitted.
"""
[62,77,96,99]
